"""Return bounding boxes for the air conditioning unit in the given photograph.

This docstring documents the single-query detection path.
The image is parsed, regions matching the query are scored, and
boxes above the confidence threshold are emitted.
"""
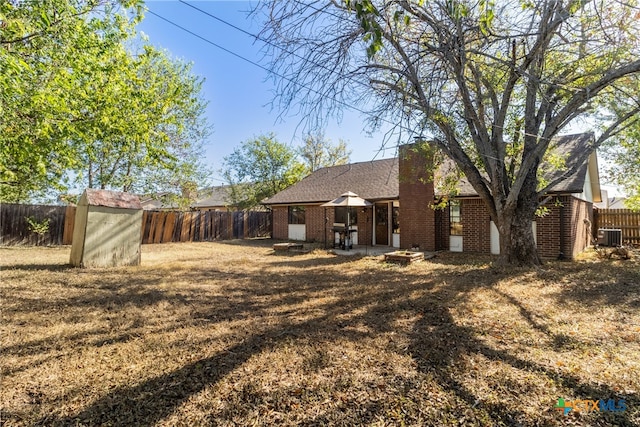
[597,228,622,247]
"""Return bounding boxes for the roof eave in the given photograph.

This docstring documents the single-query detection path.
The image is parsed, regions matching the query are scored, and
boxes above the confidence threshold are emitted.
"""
[588,152,602,203]
[263,195,400,206]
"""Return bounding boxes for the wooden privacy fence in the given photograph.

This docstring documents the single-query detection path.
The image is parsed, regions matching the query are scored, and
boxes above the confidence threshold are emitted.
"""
[594,209,640,245]
[0,204,71,245]
[140,210,271,244]
[1,204,271,246]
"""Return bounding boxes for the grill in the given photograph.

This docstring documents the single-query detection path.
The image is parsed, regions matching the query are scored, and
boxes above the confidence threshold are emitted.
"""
[332,225,356,250]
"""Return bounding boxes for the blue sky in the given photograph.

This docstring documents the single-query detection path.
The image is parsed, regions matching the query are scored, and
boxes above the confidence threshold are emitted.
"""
[139,1,397,184]
[138,1,623,197]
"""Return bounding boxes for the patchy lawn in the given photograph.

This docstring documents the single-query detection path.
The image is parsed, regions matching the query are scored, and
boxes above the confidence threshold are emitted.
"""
[1,241,639,426]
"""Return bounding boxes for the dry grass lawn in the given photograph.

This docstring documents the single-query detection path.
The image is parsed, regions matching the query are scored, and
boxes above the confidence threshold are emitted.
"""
[1,240,639,426]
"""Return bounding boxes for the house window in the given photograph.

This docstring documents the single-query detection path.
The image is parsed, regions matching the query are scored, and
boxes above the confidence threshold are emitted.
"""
[450,200,463,235]
[392,206,400,234]
[335,207,357,226]
[288,206,306,224]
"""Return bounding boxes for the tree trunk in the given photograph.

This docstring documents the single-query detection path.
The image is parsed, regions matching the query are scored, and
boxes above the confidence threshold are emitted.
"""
[497,209,542,266]
[495,185,542,266]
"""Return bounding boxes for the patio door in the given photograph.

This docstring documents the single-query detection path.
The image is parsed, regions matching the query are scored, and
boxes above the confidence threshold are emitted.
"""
[375,203,388,245]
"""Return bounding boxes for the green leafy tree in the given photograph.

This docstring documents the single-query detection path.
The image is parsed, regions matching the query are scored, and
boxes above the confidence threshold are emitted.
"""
[222,134,305,209]
[602,128,640,210]
[135,117,212,210]
[258,0,640,265]
[298,132,351,173]
[70,45,211,200]
[0,0,210,204]
[600,75,640,210]
[0,0,143,202]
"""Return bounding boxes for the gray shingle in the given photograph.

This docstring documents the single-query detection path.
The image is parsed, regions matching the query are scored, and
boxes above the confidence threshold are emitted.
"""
[263,133,594,204]
[437,133,594,196]
[263,158,399,205]
[192,185,234,208]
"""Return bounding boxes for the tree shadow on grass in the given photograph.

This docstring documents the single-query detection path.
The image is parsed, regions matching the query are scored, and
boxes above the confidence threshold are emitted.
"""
[554,278,640,309]
[540,259,640,308]
[36,279,405,425]
[41,332,278,426]
[1,263,74,272]
[405,268,639,426]
[15,255,638,426]
[267,253,365,268]
[29,261,433,425]
[3,278,170,318]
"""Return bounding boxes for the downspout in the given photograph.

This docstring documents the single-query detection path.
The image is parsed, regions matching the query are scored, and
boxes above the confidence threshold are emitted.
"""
[558,200,566,260]
[324,207,327,249]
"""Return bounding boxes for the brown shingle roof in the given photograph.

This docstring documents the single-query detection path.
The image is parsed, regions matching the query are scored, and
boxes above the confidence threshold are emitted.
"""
[84,189,141,209]
[545,133,595,193]
[192,185,234,208]
[437,133,594,196]
[263,133,595,204]
[263,158,399,205]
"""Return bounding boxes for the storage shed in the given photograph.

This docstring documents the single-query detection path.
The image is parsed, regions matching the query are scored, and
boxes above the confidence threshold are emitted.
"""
[70,189,143,268]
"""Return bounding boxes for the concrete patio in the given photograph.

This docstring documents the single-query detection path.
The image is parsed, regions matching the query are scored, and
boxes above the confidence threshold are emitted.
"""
[329,245,394,256]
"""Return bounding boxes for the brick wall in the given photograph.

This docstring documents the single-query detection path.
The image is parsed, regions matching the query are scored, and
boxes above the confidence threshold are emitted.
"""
[460,198,491,253]
[447,195,591,259]
[536,207,558,258]
[272,204,375,246]
[356,206,373,246]
[272,205,334,244]
[272,206,288,240]
[305,205,329,243]
[537,195,575,259]
[398,144,436,251]
[534,195,592,259]
[435,206,450,251]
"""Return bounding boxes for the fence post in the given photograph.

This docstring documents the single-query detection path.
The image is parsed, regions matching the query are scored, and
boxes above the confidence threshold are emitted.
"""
[2,205,273,246]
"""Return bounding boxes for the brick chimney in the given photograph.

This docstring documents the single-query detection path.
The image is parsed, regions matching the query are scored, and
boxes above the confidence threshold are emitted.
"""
[398,142,436,251]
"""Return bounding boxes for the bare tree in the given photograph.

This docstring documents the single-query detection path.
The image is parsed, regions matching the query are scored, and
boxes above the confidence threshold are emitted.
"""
[257,0,640,265]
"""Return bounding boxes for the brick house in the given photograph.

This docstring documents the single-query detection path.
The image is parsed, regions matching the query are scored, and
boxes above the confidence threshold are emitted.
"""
[263,134,601,259]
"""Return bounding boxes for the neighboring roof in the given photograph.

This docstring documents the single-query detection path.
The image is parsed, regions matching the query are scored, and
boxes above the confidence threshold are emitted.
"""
[140,200,178,210]
[139,192,177,210]
[192,185,234,208]
[140,185,236,210]
[608,198,628,209]
[83,189,142,210]
[263,158,399,205]
[436,133,598,197]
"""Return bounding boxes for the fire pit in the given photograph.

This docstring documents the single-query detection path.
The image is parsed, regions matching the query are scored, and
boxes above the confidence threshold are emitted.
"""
[384,250,424,265]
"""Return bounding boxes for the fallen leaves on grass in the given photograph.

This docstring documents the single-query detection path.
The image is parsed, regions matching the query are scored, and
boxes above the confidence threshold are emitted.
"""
[1,242,639,426]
